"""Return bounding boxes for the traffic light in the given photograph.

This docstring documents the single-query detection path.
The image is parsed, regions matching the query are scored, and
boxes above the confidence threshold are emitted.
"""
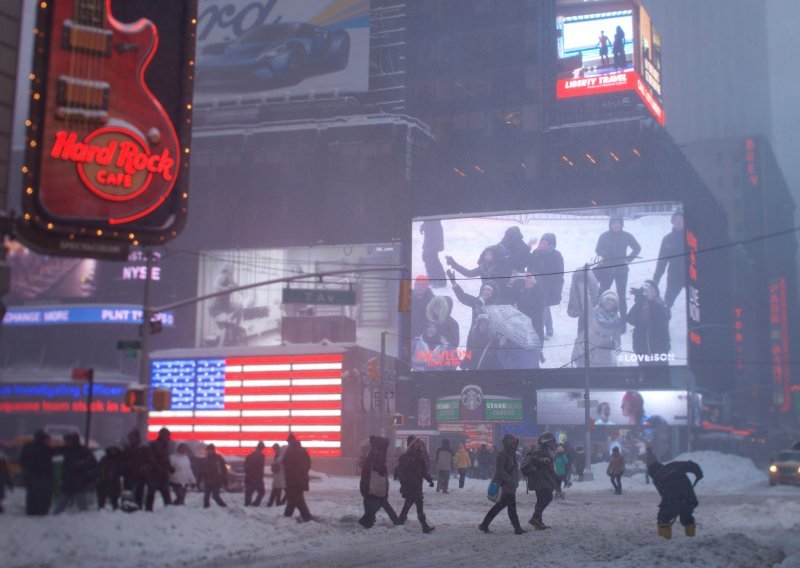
[398,280,411,312]
[124,387,147,410]
[367,357,378,380]
[391,414,404,427]
[152,388,171,411]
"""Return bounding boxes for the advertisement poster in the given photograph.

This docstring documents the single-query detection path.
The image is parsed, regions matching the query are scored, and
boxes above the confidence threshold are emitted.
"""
[536,389,694,426]
[410,202,687,371]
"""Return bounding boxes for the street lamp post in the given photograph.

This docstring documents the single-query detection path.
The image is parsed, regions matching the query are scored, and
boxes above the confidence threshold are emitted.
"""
[582,263,594,481]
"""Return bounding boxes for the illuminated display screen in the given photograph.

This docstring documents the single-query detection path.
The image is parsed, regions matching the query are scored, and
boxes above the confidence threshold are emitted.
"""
[410,202,687,371]
[149,353,343,456]
[2,305,175,327]
[0,382,130,414]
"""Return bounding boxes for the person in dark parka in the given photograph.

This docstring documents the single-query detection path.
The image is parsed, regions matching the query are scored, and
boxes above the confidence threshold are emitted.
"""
[145,427,173,511]
[411,275,436,340]
[283,434,312,522]
[359,436,400,528]
[420,220,447,287]
[0,453,13,513]
[595,217,641,325]
[121,429,149,510]
[395,437,435,533]
[522,431,559,530]
[19,430,60,515]
[202,444,228,508]
[479,434,525,535]
[53,433,97,514]
[244,441,266,507]
[427,295,460,348]
[627,279,671,366]
[446,244,511,296]
[529,233,565,339]
[653,212,686,308]
[96,446,123,510]
[648,460,703,539]
[499,226,531,273]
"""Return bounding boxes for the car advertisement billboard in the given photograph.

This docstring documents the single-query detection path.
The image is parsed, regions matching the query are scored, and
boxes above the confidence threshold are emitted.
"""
[196,242,400,350]
[195,0,370,105]
[410,202,687,372]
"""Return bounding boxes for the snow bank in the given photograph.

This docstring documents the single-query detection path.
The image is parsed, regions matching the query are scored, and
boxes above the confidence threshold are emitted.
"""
[670,451,768,494]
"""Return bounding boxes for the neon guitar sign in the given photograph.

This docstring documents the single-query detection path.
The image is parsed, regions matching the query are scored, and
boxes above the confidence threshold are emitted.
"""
[21,0,196,252]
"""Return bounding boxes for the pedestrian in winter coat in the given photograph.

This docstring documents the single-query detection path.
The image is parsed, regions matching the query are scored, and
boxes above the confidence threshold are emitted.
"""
[522,431,559,529]
[479,434,525,535]
[19,430,61,515]
[411,275,435,340]
[653,212,685,308]
[594,216,642,325]
[121,429,149,510]
[435,439,454,494]
[553,444,570,497]
[359,436,400,528]
[587,290,624,366]
[394,437,435,533]
[169,444,196,505]
[96,446,123,510]
[461,314,502,371]
[267,444,286,507]
[426,295,460,348]
[627,280,671,366]
[146,427,173,511]
[607,447,625,494]
[0,454,13,513]
[283,434,312,522]
[446,244,511,294]
[244,442,266,507]
[455,444,471,489]
[420,220,447,287]
[573,446,587,482]
[53,433,98,514]
[449,271,500,327]
[648,460,703,539]
[202,444,228,508]
[500,226,531,273]
[529,233,565,339]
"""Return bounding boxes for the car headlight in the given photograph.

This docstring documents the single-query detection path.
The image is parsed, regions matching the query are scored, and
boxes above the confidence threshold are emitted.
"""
[226,464,232,472]
[797,466,800,475]
[769,464,778,473]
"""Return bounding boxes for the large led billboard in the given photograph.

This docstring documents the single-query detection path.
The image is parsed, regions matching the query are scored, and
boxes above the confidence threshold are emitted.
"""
[410,202,687,371]
[148,353,343,456]
[196,242,400,351]
[195,0,370,105]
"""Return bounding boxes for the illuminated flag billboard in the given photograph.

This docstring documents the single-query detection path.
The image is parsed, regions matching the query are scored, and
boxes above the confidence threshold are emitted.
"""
[148,353,343,456]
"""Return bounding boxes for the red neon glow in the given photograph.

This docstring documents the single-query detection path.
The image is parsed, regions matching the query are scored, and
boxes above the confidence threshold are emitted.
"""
[634,76,665,125]
[149,354,344,456]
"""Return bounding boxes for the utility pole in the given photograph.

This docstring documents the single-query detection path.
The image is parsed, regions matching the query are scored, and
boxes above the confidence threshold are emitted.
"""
[583,263,594,481]
[137,248,154,439]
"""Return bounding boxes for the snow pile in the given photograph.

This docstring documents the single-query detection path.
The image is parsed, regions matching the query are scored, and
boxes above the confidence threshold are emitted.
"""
[670,451,767,494]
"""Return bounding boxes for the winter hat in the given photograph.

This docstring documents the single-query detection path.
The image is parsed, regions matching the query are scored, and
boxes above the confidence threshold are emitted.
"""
[540,233,557,248]
[599,289,619,307]
[414,275,429,286]
[480,281,498,296]
[256,441,265,450]
[426,295,451,325]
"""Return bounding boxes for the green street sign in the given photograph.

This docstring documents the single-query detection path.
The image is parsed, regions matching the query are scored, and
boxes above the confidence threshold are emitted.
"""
[282,288,356,306]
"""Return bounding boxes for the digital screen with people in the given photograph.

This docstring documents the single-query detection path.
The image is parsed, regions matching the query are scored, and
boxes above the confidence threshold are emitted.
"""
[536,389,695,426]
[410,202,687,371]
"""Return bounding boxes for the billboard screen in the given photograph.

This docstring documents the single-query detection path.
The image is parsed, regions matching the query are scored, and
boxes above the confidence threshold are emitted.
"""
[410,202,687,371]
[148,353,343,456]
[536,389,695,427]
[195,0,370,105]
[196,242,400,350]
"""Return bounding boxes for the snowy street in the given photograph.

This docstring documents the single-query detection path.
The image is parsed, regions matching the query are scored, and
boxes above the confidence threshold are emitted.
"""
[2,452,799,568]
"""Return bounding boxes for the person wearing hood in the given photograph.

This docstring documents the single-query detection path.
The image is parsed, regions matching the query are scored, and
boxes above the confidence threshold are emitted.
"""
[653,212,685,308]
[449,270,500,326]
[455,444,471,489]
[499,226,531,273]
[426,295,460,348]
[521,431,559,530]
[435,439,454,493]
[420,220,447,288]
[446,244,511,293]
[359,436,400,528]
[169,443,195,506]
[627,279,671,366]
[594,217,642,327]
[244,441,266,507]
[96,446,123,510]
[53,433,97,514]
[121,429,149,510]
[587,289,624,366]
[648,459,703,539]
[395,436,435,533]
[479,434,525,535]
[607,446,625,495]
[411,275,436,340]
[19,430,62,515]
[267,443,286,507]
[411,320,452,371]
[283,434,312,522]
[201,444,228,508]
[146,427,174,511]
[462,313,502,370]
[529,234,565,340]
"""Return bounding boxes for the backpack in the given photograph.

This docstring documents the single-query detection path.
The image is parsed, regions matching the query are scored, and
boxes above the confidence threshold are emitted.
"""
[520,450,538,478]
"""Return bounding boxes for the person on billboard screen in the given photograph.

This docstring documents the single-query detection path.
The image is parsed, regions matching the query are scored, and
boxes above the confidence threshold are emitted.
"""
[420,220,447,288]
[499,226,531,274]
[446,244,511,299]
[448,272,501,326]
[594,217,641,328]
[595,401,615,425]
[208,264,245,346]
[426,295,460,349]
[511,273,546,348]
[411,320,452,371]
[529,233,565,340]
[597,30,611,67]
[411,275,436,339]
[462,314,502,371]
[652,212,686,309]
[613,25,627,69]
[627,280,671,366]
[587,290,624,366]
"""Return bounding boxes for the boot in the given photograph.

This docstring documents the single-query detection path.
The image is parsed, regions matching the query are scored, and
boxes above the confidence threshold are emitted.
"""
[685,524,696,537]
[478,523,491,533]
[529,516,548,530]
[514,526,527,535]
[658,523,672,540]
[396,514,406,526]
[420,515,435,534]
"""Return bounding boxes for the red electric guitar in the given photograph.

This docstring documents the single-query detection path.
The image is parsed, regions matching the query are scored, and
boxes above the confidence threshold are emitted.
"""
[37,0,180,226]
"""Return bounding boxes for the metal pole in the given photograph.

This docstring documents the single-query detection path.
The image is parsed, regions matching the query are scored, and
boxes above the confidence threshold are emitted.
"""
[379,331,387,437]
[84,375,94,447]
[583,263,594,480]
[137,248,154,439]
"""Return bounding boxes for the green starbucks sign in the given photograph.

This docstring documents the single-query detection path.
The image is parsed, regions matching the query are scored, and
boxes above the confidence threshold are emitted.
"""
[485,399,523,421]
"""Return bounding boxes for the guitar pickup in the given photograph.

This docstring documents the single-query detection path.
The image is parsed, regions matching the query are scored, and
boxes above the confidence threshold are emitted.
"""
[57,76,110,112]
[62,19,113,57]
[54,107,109,124]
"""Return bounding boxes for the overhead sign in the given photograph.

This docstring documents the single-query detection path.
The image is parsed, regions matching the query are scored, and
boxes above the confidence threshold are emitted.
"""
[2,305,175,327]
[282,288,356,305]
[19,0,198,256]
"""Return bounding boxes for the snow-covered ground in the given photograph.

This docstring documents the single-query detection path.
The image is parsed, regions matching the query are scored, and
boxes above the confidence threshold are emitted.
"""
[2,452,799,568]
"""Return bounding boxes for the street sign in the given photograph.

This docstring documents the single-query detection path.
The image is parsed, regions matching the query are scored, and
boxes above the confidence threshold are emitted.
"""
[117,340,142,351]
[282,288,356,306]
[71,368,94,381]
